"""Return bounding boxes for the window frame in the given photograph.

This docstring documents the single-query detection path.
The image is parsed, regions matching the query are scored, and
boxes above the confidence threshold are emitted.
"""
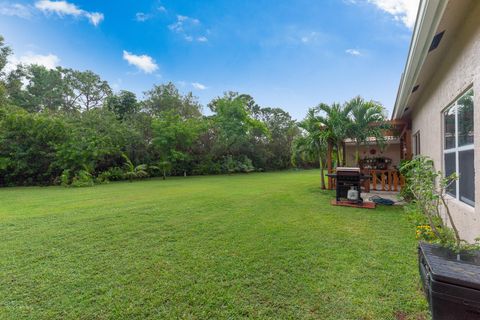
[413,130,421,156]
[442,88,474,207]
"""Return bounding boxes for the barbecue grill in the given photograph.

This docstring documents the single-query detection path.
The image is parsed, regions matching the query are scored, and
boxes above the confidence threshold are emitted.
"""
[327,167,369,204]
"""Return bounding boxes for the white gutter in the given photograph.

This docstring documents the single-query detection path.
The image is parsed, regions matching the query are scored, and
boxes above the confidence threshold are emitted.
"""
[391,0,449,120]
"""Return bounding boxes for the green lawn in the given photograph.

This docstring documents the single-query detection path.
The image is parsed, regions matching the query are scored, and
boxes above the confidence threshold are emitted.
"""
[0,170,428,319]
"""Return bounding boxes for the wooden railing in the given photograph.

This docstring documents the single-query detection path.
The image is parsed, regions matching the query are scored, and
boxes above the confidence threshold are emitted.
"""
[363,169,405,192]
[328,169,405,192]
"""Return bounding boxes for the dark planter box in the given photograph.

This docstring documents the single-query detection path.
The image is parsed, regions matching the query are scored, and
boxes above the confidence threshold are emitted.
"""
[418,242,480,319]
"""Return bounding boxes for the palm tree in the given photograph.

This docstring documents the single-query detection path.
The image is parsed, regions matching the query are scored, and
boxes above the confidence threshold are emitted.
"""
[346,96,388,165]
[292,108,328,189]
[157,160,171,180]
[316,102,353,166]
[122,153,149,181]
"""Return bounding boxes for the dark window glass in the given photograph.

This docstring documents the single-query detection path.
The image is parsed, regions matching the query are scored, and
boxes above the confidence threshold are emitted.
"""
[417,134,420,154]
[459,149,475,205]
[444,152,456,196]
[444,106,456,149]
[414,132,420,155]
[458,89,474,147]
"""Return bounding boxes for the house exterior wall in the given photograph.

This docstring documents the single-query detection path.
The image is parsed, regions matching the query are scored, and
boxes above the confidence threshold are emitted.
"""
[345,143,401,168]
[410,2,480,242]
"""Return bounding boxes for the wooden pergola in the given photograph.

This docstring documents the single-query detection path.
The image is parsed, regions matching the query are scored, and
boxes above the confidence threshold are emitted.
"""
[326,120,411,190]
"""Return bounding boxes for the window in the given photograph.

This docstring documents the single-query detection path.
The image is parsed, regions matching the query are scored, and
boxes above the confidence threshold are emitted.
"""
[413,131,421,156]
[443,88,474,206]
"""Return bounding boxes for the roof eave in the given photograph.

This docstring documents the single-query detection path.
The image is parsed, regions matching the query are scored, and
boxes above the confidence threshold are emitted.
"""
[391,0,449,120]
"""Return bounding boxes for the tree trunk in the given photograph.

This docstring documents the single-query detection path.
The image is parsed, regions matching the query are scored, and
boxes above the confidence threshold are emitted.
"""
[355,142,361,166]
[336,144,341,167]
[319,157,326,189]
[327,141,333,189]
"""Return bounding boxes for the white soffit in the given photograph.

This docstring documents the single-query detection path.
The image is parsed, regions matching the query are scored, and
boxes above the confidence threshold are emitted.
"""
[392,0,448,120]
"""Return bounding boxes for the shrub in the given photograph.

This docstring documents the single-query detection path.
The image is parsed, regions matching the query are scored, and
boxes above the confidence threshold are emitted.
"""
[222,155,256,174]
[95,171,111,184]
[105,167,125,181]
[71,170,94,187]
[0,108,67,186]
[60,169,71,187]
[191,160,222,175]
[398,159,414,201]
[239,156,255,173]
[400,156,479,252]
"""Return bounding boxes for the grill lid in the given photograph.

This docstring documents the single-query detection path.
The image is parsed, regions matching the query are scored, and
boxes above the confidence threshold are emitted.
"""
[336,167,361,176]
[336,167,360,172]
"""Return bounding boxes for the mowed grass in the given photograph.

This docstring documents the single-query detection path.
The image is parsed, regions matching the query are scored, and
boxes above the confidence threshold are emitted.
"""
[0,170,428,319]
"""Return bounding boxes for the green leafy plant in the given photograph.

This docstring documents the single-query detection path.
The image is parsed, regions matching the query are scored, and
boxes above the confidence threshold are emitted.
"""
[346,96,389,165]
[291,108,328,188]
[60,169,71,187]
[398,159,414,201]
[239,156,255,173]
[71,170,94,187]
[400,156,480,253]
[122,154,148,182]
[157,160,172,180]
[221,155,255,174]
[223,155,237,174]
[95,171,111,184]
[105,167,125,181]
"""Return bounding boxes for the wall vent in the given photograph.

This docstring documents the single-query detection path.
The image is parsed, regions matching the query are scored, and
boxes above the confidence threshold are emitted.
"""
[429,31,445,52]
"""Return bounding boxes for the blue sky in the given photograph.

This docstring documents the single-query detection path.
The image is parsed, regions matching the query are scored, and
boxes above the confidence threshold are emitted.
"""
[0,0,419,119]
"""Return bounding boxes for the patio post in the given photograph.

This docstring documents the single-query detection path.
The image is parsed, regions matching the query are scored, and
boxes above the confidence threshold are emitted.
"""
[405,129,413,160]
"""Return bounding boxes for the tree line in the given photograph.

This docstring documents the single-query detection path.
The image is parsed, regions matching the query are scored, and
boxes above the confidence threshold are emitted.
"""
[0,34,388,187]
[0,35,305,187]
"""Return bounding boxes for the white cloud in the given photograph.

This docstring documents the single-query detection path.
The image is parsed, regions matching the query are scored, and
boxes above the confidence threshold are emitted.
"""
[122,50,158,74]
[0,2,33,18]
[367,0,419,29]
[298,31,322,44]
[169,14,205,42]
[136,5,167,22]
[6,52,60,73]
[346,49,361,56]
[35,0,104,26]
[35,0,82,15]
[135,12,149,22]
[191,82,207,90]
[85,12,103,26]
[168,15,188,32]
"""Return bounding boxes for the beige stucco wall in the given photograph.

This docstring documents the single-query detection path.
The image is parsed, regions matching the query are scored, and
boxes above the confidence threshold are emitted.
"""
[345,143,401,168]
[410,2,480,242]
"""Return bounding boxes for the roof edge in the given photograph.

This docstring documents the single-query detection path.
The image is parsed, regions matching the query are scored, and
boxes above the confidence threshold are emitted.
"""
[391,0,449,120]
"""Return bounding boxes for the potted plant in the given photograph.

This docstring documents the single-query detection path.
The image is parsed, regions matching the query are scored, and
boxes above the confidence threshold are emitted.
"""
[375,156,391,170]
[400,156,480,319]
